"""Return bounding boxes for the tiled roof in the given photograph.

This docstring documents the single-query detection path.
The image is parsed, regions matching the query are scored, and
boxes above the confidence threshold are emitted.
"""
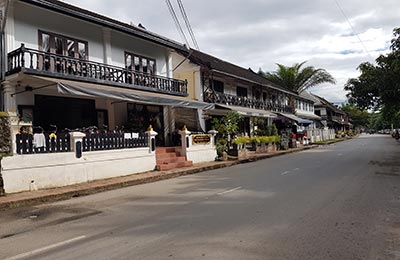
[183,49,298,96]
[311,94,345,114]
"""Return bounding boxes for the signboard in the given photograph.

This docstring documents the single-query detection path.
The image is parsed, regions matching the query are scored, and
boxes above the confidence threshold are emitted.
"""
[192,134,211,145]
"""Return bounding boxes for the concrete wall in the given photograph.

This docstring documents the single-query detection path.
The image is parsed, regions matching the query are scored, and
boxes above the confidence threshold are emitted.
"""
[186,143,217,163]
[2,147,155,193]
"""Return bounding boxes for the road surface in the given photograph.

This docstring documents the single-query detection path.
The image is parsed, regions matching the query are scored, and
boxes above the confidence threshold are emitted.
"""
[1,134,400,260]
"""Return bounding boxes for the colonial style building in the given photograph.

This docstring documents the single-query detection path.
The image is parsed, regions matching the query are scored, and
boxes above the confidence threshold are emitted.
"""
[0,0,217,193]
[0,0,212,147]
[172,48,316,135]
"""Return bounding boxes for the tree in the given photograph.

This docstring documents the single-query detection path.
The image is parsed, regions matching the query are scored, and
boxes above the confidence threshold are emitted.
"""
[341,104,370,128]
[259,61,336,93]
[211,112,243,156]
[345,27,400,125]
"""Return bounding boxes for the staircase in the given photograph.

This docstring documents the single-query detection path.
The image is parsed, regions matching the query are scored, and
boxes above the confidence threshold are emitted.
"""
[155,147,193,171]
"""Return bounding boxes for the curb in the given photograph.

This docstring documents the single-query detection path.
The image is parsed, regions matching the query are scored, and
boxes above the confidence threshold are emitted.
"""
[0,141,343,211]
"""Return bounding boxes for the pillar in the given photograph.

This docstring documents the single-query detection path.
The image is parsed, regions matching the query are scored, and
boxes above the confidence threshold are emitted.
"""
[179,125,191,158]
[69,132,86,158]
[2,80,16,113]
[146,125,158,154]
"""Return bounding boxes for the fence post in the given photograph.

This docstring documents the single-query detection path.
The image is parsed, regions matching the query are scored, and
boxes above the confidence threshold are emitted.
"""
[145,125,158,154]
[69,132,86,158]
[8,112,20,155]
[208,129,218,147]
[179,125,191,158]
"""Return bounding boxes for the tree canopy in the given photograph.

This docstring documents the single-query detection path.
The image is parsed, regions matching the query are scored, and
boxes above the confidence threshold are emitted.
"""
[345,28,400,122]
[259,61,336,93]
[341,104,370,128]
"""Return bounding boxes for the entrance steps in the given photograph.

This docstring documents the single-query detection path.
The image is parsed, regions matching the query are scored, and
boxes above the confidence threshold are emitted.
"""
[155,147,193,171]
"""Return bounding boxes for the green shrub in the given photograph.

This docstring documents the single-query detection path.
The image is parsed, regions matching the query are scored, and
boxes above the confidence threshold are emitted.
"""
[232,136,251,145]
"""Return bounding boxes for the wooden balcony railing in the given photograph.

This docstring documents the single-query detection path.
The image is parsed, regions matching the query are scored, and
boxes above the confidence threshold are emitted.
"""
[204,91,294,114]
[7,44,188,96]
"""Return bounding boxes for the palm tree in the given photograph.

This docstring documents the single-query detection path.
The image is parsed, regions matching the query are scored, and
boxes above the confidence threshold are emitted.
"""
[259,61,336,93]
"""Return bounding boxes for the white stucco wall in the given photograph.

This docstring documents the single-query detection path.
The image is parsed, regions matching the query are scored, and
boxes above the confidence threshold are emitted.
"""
[2,147,155,193]
[186,144,217,163]
[8,1,170,75]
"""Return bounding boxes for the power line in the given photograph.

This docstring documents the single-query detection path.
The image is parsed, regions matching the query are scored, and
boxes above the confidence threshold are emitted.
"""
[176,0,200,50]
[334,0,374,62]
[165,0,190,47]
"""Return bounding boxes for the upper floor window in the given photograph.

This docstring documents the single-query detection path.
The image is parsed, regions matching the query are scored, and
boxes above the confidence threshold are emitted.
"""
[212,80,224,93]
[125,52,156,75]
[237,86,247,98]
[39,30,88,59]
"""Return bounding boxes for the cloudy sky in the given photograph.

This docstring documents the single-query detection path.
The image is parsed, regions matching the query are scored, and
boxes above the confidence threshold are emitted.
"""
[63,0,399,103]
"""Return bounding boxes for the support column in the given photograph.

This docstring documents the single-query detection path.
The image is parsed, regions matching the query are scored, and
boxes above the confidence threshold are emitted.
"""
[146,125,158,154]
[166,52,173,78]
[102,28,112,65]
[179,125,191,158]
[2,80,16,113]
[208,129,218,147]
[69,132,86,158]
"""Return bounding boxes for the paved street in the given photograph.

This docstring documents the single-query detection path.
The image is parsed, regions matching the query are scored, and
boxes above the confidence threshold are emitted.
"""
[1,134,400,260]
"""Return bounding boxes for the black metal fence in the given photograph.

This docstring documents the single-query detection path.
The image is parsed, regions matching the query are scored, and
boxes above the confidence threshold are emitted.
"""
[16,133,70,154]
[82,132,148,152]
[15,132,148,154]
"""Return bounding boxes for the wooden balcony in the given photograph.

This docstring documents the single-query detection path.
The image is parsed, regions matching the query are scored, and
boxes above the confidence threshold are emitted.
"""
[204,91,294,114]
[6,44,188,96]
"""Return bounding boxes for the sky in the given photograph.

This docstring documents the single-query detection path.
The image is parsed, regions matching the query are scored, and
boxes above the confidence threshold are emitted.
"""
[63,0,399,104]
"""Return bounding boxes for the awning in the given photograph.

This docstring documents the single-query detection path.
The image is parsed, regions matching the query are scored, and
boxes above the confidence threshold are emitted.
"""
[26,76,215,110]
[207,104,277,118]
[57,82,215,110]
[295,111,322,120]
[277,112,313,124]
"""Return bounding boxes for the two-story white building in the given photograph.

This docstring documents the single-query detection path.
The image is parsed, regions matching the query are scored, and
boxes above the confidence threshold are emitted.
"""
[1,0,213,146]
[0,0,217,193]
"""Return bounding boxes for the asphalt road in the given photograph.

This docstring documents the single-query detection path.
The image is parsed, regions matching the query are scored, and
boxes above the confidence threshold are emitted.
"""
[1,134,400,260]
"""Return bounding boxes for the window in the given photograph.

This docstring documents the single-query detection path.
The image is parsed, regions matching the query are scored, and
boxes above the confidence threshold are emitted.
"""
[237,86,248,98]
[38,30,88,59]
[125,52,156,75]
[212,80,224,93]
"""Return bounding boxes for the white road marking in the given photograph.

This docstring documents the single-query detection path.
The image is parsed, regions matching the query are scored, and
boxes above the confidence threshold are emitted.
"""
[217,186,241,195]
[281,171,290,175]
[3,235,86,260]
[293,168,300,171]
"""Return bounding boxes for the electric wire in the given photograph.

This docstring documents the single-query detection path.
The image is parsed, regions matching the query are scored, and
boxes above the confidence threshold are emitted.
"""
[165,0,190,47]
[334,0,374,62]
[176,0,200,50]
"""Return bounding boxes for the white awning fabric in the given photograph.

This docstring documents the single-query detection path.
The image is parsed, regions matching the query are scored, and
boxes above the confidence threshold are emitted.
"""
[277,112,313,124]
[295,111,322,120]
[207,104,277,118]
[57,82,215,110]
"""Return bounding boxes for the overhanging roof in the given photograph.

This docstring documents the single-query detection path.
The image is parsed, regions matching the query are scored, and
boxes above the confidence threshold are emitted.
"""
[277,113,313,124]
[295,111,322,120]
[207,104,277,118]
[29,76,214,110]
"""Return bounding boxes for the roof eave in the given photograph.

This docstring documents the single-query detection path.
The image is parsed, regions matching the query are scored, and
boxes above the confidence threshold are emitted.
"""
[20,0,187,51]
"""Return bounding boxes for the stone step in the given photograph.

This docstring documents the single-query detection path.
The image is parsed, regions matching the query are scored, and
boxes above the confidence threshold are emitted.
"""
[155,152,177,160]
[155,147,179,154]
[156,156,186,165]
[155,160,193,171]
